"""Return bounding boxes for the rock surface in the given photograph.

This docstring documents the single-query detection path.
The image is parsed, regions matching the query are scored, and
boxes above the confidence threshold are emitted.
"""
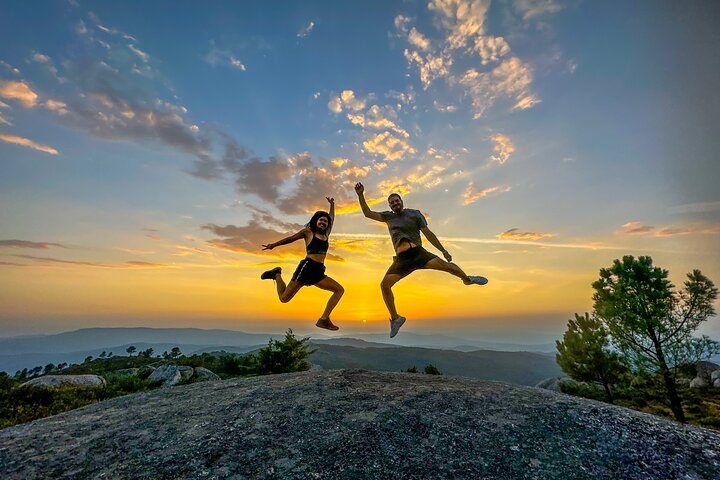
[193,366,220,382]
[148,364,193,387]
[2,370,719,479]
[19,374,106,388]
[691,376,709,389]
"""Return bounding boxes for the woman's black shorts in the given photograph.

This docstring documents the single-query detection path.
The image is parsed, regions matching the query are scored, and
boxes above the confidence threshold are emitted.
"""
[292,258,327,286]
[386,246,438,277]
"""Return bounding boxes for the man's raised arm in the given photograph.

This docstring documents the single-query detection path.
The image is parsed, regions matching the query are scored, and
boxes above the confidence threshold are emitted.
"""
[354,182,384,222]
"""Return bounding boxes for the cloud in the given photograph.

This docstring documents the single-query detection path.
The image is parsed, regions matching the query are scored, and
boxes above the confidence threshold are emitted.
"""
[496,228,555,240]
[462,182,511,205]
[668,201,720,214]
[204,41,247,71]
[616,221,720,237]
[346,105,408,137]
[615,221,655,236]
[403,49,452,89]
[0,132,59,155]
[43,99,68,115]
[12,254,169,269]
[0,240,65,249]
[513,0,564,21]
[0,80,38,107]
[328,90,366,113]
[408,27,431,51]
[232,156,293,202]
[297,21,315,38]
[473,36,511,65]
[433,100,457,112]
[489,133,515,164]
[397,0,541,117]
[0,60,21,75]
[459,56,536,118]
[202,207,346,260]
[363,131,417,162]
[427,0,491,50]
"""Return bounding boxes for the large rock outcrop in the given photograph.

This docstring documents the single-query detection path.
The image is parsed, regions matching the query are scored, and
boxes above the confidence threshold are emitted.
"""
[1,370,719,479]
[19,374,106,388]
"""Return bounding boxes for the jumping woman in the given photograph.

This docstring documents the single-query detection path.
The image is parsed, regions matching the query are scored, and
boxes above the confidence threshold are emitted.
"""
[260,197,344,331]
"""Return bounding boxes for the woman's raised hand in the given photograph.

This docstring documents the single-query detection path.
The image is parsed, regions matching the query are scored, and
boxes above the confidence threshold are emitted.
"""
[261,244,274,250]
[326,196,335,205]
[354,182,364,195]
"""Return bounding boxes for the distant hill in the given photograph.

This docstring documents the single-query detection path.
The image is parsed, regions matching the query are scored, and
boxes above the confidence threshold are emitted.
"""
[308,344,562,386]
[2,370,718,479]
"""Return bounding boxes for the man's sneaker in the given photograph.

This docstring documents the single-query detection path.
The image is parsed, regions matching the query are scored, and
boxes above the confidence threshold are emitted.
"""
[260,266,282,280]
[316,318,339,331]
[390,315,406,338]
[468,275,488,285]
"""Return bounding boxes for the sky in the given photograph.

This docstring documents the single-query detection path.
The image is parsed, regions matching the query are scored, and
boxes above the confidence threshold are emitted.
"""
[1,0,719,342]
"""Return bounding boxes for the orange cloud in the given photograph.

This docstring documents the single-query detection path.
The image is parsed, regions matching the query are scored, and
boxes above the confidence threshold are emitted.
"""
[0,132,58,154]
[496,228,555,240]
[0,80,38,107]
[462,182,511,205]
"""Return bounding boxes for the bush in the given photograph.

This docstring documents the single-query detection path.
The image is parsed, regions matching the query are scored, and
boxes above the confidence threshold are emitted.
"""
[257,329,314,375]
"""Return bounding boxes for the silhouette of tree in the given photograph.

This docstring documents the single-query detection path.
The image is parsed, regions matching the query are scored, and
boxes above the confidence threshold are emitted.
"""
[257,329,314,374]
[126,346,137,356]
[170,347,182,359]
[406,366,418,373]
[424,364,442,375]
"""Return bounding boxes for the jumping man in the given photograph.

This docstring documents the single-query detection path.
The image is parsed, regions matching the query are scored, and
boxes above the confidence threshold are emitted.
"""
[354,182,487,337]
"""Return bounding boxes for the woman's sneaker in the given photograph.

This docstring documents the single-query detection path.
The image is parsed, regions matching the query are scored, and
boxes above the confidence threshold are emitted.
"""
[316,318,339,331]
[390,315,406,338]
[260,266,282,280]
[468,275,488,285]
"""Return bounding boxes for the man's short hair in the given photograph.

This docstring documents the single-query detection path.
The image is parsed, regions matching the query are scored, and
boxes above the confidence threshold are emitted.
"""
[388,193,402,202]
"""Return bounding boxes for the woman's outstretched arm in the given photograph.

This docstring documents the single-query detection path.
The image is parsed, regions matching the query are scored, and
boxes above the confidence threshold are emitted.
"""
[326,197,335,234]
[262,229,308,250]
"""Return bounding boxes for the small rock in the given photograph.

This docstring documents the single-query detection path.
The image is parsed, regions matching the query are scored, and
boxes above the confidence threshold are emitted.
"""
[711,369,720,383]
[714,378,720,388]
[21,375,106,388]
[149,364,193,387]
[690,376,708,389]
[696,361,720,380]
[193,367,220,382]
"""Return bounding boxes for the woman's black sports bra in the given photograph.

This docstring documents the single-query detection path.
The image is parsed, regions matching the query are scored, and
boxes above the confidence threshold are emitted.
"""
[306,234,329,255]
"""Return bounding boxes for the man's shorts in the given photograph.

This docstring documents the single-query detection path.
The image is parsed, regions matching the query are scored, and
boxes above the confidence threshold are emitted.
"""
[385,246,438,277]
[292,258,327,286]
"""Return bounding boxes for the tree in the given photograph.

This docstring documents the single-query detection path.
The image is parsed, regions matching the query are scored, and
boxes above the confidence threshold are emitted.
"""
[43,363,55,375]
[126,346,136,356]
[556,313,628,402]
[592,255,718,422]
[83,356,93,364]
[170,347,182,359]
[424,364,442,375]
[406,366,419,373]
[141,348,154,358]
[257,329,314,374]
[99,351,107,358]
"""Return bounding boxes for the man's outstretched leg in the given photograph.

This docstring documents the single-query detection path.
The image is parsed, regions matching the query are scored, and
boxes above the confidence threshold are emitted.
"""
[423,258,487,285]
[380,273,407,337]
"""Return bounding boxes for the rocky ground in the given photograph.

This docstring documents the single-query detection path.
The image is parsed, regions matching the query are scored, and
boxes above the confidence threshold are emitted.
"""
[1,369,719,479]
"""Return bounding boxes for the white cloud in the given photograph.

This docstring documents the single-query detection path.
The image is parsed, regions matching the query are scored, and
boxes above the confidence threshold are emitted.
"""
[43,99,68,115]
[403,49,452,89]
[513,0,563,21]
[474,36,510,65]
[433,100,457,112]
[128,44,150,62]
[0,132,59,155]
[297,21,315,38]
[327,90,366,113]
[462,182,511,205]
[394,15,411,33]
[408,27,431,51]
[363,131,416,161]
[31,52,51,63]
[460,56,536,118]
[0,80,39,108]
[427,0,491,49]
[489,133,515,164]
[204,41,246,71]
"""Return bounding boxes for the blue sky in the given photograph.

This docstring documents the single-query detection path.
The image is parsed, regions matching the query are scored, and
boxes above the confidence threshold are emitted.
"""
[1,0,718,339]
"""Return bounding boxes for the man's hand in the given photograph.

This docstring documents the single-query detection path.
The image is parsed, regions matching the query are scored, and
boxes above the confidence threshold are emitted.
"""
[326,196,334,205]
[261,244,275,251]
[442,249,452,262]
[354,182,364,195]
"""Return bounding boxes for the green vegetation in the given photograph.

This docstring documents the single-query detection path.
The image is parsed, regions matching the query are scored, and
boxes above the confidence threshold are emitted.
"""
[405,364,442,375]
[0,329,312,428]
[557,255,719,427]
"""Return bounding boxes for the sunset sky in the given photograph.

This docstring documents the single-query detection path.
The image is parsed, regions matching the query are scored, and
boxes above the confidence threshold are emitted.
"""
[1,1,718,342]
